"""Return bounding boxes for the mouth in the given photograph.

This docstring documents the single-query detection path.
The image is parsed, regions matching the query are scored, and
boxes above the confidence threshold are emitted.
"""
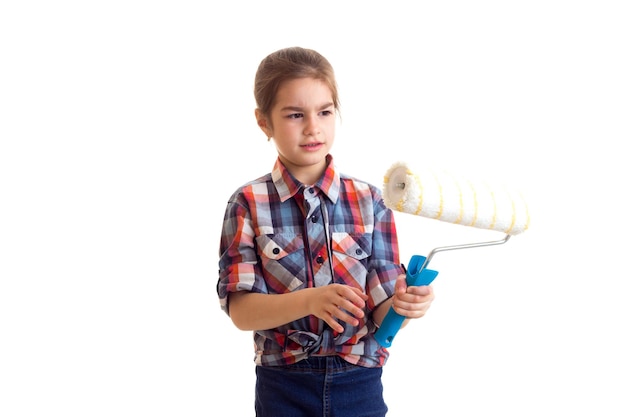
[301,142,323,150]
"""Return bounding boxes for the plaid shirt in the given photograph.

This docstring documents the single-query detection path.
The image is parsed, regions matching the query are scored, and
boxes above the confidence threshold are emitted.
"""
[217,155,404,368]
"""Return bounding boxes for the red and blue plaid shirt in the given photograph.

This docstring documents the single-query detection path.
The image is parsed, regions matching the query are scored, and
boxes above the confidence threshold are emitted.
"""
[217,155,404,367]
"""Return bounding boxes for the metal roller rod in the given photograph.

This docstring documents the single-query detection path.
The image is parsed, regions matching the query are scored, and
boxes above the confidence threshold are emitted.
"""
[421,234,511,272]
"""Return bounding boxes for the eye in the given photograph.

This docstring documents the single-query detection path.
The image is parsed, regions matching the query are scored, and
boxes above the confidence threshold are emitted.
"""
[287,113,304,119]
[320,110,333,116]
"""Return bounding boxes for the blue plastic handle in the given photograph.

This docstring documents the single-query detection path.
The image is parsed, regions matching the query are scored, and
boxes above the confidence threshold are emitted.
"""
[374,255,438,348]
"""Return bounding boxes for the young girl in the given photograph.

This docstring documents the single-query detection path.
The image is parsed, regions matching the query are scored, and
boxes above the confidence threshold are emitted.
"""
[217,46,435,417]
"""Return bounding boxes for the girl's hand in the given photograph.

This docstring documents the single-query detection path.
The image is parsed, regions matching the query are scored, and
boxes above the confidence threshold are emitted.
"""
[309,284,369,333]
[391,274,435,319]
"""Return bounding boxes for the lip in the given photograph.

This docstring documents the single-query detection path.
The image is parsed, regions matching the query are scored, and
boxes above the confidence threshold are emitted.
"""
[301,142,324,151]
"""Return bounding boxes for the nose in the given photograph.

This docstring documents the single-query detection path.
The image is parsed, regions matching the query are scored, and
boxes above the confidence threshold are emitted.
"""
[304,116,320,136]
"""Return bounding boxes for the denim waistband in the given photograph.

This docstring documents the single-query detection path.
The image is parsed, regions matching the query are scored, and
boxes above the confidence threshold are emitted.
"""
[272,355,357,373]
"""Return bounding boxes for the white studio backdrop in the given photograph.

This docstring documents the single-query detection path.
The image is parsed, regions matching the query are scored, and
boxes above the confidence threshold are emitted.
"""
[1,1,625,416]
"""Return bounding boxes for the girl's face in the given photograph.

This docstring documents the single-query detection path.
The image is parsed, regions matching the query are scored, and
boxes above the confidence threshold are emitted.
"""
[256,77,336,185]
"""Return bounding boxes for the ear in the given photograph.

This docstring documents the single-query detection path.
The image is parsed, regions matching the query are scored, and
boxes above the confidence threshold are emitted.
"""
[255,109,272,139]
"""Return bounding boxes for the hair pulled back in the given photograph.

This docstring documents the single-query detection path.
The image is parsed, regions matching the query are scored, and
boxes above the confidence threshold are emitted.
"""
[254,47,340,123]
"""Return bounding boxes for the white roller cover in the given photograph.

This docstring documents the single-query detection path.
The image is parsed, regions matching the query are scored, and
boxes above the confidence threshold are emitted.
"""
[383,162,530,236]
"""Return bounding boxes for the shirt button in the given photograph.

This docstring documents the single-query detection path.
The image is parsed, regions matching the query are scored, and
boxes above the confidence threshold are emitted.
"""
[308,188,315,194]
[272,248,280,255]
[311,215,318,223]
[316,256,324,264]
[356,249,362,255]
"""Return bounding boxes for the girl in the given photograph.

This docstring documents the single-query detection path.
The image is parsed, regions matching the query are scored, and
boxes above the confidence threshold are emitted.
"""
[217,46,435,417]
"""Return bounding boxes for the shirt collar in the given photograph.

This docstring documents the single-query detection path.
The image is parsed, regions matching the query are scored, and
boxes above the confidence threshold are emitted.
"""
[271,155,341,204]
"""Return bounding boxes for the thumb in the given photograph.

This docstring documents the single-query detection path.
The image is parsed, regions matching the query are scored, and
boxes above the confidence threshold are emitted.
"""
[395,274,408,294]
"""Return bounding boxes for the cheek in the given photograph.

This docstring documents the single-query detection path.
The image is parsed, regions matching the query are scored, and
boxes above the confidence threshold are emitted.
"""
[271,125,289,139]
[325,123,336,139]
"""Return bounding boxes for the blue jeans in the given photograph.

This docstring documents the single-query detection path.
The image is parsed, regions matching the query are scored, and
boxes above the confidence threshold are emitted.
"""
[255,355,388,417]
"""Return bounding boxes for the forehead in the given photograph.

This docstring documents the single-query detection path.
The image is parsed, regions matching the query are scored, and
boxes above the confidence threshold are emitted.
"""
[275,77,333,107]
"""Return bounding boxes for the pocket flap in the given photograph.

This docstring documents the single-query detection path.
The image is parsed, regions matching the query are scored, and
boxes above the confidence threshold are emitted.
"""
[256,234,303,261]
[331,232,371,260]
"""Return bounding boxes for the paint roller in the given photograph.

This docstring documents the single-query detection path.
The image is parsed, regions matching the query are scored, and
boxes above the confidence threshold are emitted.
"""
[374,161,530,347]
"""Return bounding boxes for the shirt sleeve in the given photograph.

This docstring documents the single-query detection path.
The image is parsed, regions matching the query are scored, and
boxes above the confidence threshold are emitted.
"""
[216,192,267,315]
[365,188,405,311]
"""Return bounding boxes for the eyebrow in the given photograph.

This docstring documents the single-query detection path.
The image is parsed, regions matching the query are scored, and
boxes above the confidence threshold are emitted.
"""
[279,102,334,112]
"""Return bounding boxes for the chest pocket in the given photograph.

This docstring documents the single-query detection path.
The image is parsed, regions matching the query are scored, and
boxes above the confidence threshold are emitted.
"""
[330,232,371,289]
[256,234,306,293]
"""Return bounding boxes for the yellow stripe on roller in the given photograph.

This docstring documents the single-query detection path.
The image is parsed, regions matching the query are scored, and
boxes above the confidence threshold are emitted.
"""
[523,196,530,231]
[435,173,443,219]
[505,191,516,235]
[453,175,464,224]
[489,188,497,230]
[409,169,425,217]
[469,182,478,227]
[514,193,530,233]
[417,175,424,215]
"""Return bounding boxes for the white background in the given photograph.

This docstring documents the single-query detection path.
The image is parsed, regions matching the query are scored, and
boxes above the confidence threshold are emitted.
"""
[1,1,625,416]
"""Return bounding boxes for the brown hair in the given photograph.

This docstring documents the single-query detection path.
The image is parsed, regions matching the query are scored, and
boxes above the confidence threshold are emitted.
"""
[253,47,340,127]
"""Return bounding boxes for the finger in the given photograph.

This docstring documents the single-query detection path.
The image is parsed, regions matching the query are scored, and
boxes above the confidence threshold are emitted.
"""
[392,301,428,318]
[324,315,344,333]
[406,285,433,296]
[332,298,368,327]
[393,293,428,311]
[336,300,365,323]
[339,286,367,308]
[326,306,360,331]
